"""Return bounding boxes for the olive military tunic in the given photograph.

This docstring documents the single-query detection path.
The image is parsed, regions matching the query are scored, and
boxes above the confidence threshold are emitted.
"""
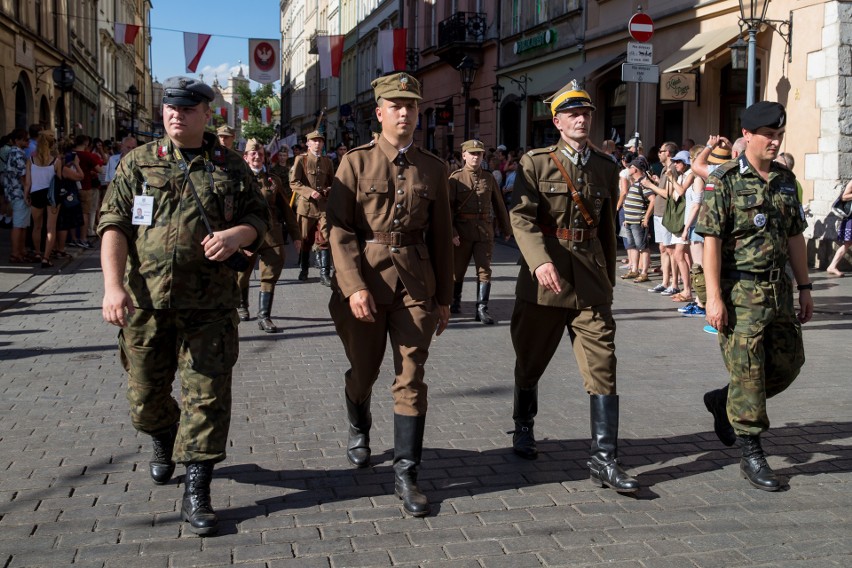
[290,152,335,248]
[98,132,268,463]
[327,136,453,416]
[448,165,512,282]
[695,156,807,436]
[509,140,620,395]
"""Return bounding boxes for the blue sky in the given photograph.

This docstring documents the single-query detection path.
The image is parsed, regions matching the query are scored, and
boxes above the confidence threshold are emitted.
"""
[149,1,280,89]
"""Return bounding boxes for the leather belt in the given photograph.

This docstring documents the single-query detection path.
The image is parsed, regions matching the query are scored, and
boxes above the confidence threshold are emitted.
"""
[457,212,490,220]
[539,225,597,242]
[723,268,782,283]
[363,231,424,246]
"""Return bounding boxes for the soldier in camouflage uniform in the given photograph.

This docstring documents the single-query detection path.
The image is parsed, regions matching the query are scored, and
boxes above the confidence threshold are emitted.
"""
[695,101,813,491]
[236,139,302,332]
[508,80,638,493]
[99,77,268,535]
[448,139,512,324]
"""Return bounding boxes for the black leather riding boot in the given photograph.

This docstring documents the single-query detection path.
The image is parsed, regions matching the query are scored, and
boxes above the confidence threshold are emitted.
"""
[181,461,218,536]
[345,395,372,467]
[298,250,309,281]
[589,394,639,493]
[237,287,250,321]
[703,385,736,446]
[393,414,430,517]
[739,435,782,491]
[319,249,332,287]
[257,290,278,333]
[475,281,495,324]
[511,386,538,459]
[149,423,177,484]
[450,282,462,314]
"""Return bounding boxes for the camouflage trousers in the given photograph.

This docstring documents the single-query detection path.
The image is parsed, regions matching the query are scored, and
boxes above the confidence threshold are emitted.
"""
[719,278,805,436]
[119,308,240,463]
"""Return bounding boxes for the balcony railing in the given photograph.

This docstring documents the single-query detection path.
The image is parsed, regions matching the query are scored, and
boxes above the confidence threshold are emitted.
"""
[438,12,487,45]
[406,48,419,72]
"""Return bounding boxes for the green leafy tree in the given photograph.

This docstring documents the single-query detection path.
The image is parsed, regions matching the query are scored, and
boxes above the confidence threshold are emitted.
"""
[235,83,277,143]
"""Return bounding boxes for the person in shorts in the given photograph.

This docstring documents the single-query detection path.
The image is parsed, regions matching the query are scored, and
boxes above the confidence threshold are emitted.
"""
[616,155,655,282]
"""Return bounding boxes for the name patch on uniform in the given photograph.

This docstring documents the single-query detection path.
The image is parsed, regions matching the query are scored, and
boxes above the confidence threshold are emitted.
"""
[779,184,796,195]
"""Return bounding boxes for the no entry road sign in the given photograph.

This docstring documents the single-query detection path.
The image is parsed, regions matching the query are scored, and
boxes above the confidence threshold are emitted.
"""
[628,12,654,43]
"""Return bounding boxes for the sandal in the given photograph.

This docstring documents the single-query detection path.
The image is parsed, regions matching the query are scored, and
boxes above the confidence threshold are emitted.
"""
[41,259,54,268]
[9,255,27,263]
[52,250,71,259]
[633,273,650,283]
[671,292,693,302]
[620,271,639,279]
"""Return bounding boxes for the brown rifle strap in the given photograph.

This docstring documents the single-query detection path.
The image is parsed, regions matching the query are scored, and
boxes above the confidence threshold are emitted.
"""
[548,152,595,226]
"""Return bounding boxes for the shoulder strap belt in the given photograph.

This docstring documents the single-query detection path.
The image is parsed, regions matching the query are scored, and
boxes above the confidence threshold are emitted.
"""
[548,152,595,227]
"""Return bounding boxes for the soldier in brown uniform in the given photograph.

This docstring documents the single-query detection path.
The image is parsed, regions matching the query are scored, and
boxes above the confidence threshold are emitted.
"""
[216,124,235,150]
[508,80,638,493]
[327,72,453,517]
[290,131,335,285]
[236,139,302,331]
[449,139,512,324]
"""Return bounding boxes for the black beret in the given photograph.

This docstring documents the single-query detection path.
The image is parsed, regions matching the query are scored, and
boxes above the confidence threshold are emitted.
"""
[162,76,215,107]
[741,101,786,131]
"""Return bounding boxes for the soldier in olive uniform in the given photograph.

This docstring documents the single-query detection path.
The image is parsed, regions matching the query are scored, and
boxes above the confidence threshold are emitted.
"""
[236,139,302,331]
[448,139,512,324]
[99,77,268,535]
[327,73,453,517]
[508,80,638,493]
[696,101,813,491]
[290,130,335,285]
[216,124,235,150]
[269,146,293,205]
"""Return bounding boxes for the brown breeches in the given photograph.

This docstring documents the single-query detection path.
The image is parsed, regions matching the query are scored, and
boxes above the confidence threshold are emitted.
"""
[453,238,494,282]
[237,244,285,292]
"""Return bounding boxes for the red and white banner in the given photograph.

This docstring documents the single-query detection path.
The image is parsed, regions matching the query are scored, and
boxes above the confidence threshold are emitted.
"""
[213,107,227,119]
[238,106,250,122]
[378,29,407,73]
[249,38,280,84]
[114,23,141,44]
[184,32,212,73]
[260,107,273,124]
[317,35,344,79]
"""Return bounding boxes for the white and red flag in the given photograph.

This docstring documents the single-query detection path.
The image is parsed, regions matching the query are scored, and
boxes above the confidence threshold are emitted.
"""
[317,35,344,79]
[378,29,407,72]
[114,23,141,44]
[184,32,212,73]
[260,107,273,124]
[238,106,250,121]
[213,107,227,119]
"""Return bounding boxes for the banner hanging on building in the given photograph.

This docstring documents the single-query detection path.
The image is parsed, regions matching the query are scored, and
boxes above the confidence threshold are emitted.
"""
[317,35,345,79]
[114,23,141,45]
[249,38,280,84]
[184,32,212,73]
[378,29,407,73]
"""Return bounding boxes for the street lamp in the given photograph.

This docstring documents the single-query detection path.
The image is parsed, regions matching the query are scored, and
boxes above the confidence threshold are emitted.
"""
[126,84,139,135]
[736,0,793,107]
[491,83,505,147]
[729,37,748,71]
[457,56,478,141]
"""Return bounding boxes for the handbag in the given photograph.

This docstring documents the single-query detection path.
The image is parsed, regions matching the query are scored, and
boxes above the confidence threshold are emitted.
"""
[662,181,686,233]
[831,187,852,218]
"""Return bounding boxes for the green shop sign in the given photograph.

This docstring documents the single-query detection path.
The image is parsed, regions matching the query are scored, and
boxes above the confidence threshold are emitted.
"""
[514,29,557,54]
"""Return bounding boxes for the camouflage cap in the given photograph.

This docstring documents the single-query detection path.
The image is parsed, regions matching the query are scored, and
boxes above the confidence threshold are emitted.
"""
[545,79,595,116]
[217,124,235,137]
[461,139,485,153]
[305,130,325,141]
[162,76,215,107]
[244,138,263,152]
[371,72,422,102]
[741,101,786,131]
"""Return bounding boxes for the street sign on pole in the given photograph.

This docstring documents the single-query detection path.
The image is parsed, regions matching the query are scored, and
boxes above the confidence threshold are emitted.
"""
[628,12,654,43]
[621,63,660,84]
[626,42,653,64]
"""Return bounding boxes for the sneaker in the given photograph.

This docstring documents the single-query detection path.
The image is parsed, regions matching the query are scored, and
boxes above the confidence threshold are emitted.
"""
[68,241,80,248]
[77,240,93,249]
[660,287,680,296]
[681,304,706,317]
[648,284,667,293]
[677,301,697,313]
[703,325,718,335]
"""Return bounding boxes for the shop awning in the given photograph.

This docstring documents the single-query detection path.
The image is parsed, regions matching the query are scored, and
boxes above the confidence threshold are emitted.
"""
[658,25,741,73]
[541,53,625,94]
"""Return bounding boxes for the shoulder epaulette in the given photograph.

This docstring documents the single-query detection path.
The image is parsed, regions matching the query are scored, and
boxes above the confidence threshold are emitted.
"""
[527,146,556,157]
[449,168,464,178]
[414,146,446,165]
[710,160,739,179]
[347,142,376,155]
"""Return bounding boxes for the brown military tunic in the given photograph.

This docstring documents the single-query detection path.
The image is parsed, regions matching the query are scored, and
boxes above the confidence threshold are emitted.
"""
[269,163,292,204]
[238,170,301,292]
[509,139,620,395]
[449,165,512,282]
[327,135,453,415]
[290,152,334,249]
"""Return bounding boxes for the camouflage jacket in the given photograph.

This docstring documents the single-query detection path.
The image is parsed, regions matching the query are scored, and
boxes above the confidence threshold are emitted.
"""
[98,132,268,309]
[695,155,806,273]
[448,166,512,242]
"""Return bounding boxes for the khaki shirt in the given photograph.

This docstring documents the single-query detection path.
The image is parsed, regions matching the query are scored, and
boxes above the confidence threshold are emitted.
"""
[98,132,268,309]
[448,166,512,242]
[290,152,334,218]
[327,136,454,305]
[254,169,300,248]
[510,140,618,309]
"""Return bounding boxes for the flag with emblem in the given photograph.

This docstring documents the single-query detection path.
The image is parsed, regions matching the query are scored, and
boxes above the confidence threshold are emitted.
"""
[317,35,344,79]
[378,29,407,72]
[114,23,140,44]
[184,32,212,73]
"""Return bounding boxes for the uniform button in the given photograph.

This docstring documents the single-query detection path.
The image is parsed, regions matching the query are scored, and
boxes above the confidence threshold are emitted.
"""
[369,186,375,192]
[550,187,555,192]
[573,246,579,251]
[397,189,404,195]
[396,203,403,209]
[397,174,404,179]
[390,246,399,253]
[392,219,400,226]
[575,205,579,210]
[577,178,583,184]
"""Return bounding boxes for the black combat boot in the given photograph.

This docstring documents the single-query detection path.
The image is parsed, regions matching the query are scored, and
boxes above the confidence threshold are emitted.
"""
[345,394,372,467]
[257,290,278,333]
[149,424,178,485]
[181,461,218,536]
[319,249,332,287]
[511,386,538,459]
[703,385,736,446]
[739,435,782,491]
[393,414,430,517]
[589,394,639,493]
[237,287,250,321]
[475,281,495,324]
[298,251,310,281]
[450,282,463,314]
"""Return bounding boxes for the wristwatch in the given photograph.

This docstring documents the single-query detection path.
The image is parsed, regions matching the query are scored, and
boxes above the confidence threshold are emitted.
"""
[797,283,813,291]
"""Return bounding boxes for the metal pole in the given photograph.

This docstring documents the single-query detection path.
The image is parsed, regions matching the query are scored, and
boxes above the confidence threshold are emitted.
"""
[746,26,757,107]
[495,99,500,147]
[634,83,640,141]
